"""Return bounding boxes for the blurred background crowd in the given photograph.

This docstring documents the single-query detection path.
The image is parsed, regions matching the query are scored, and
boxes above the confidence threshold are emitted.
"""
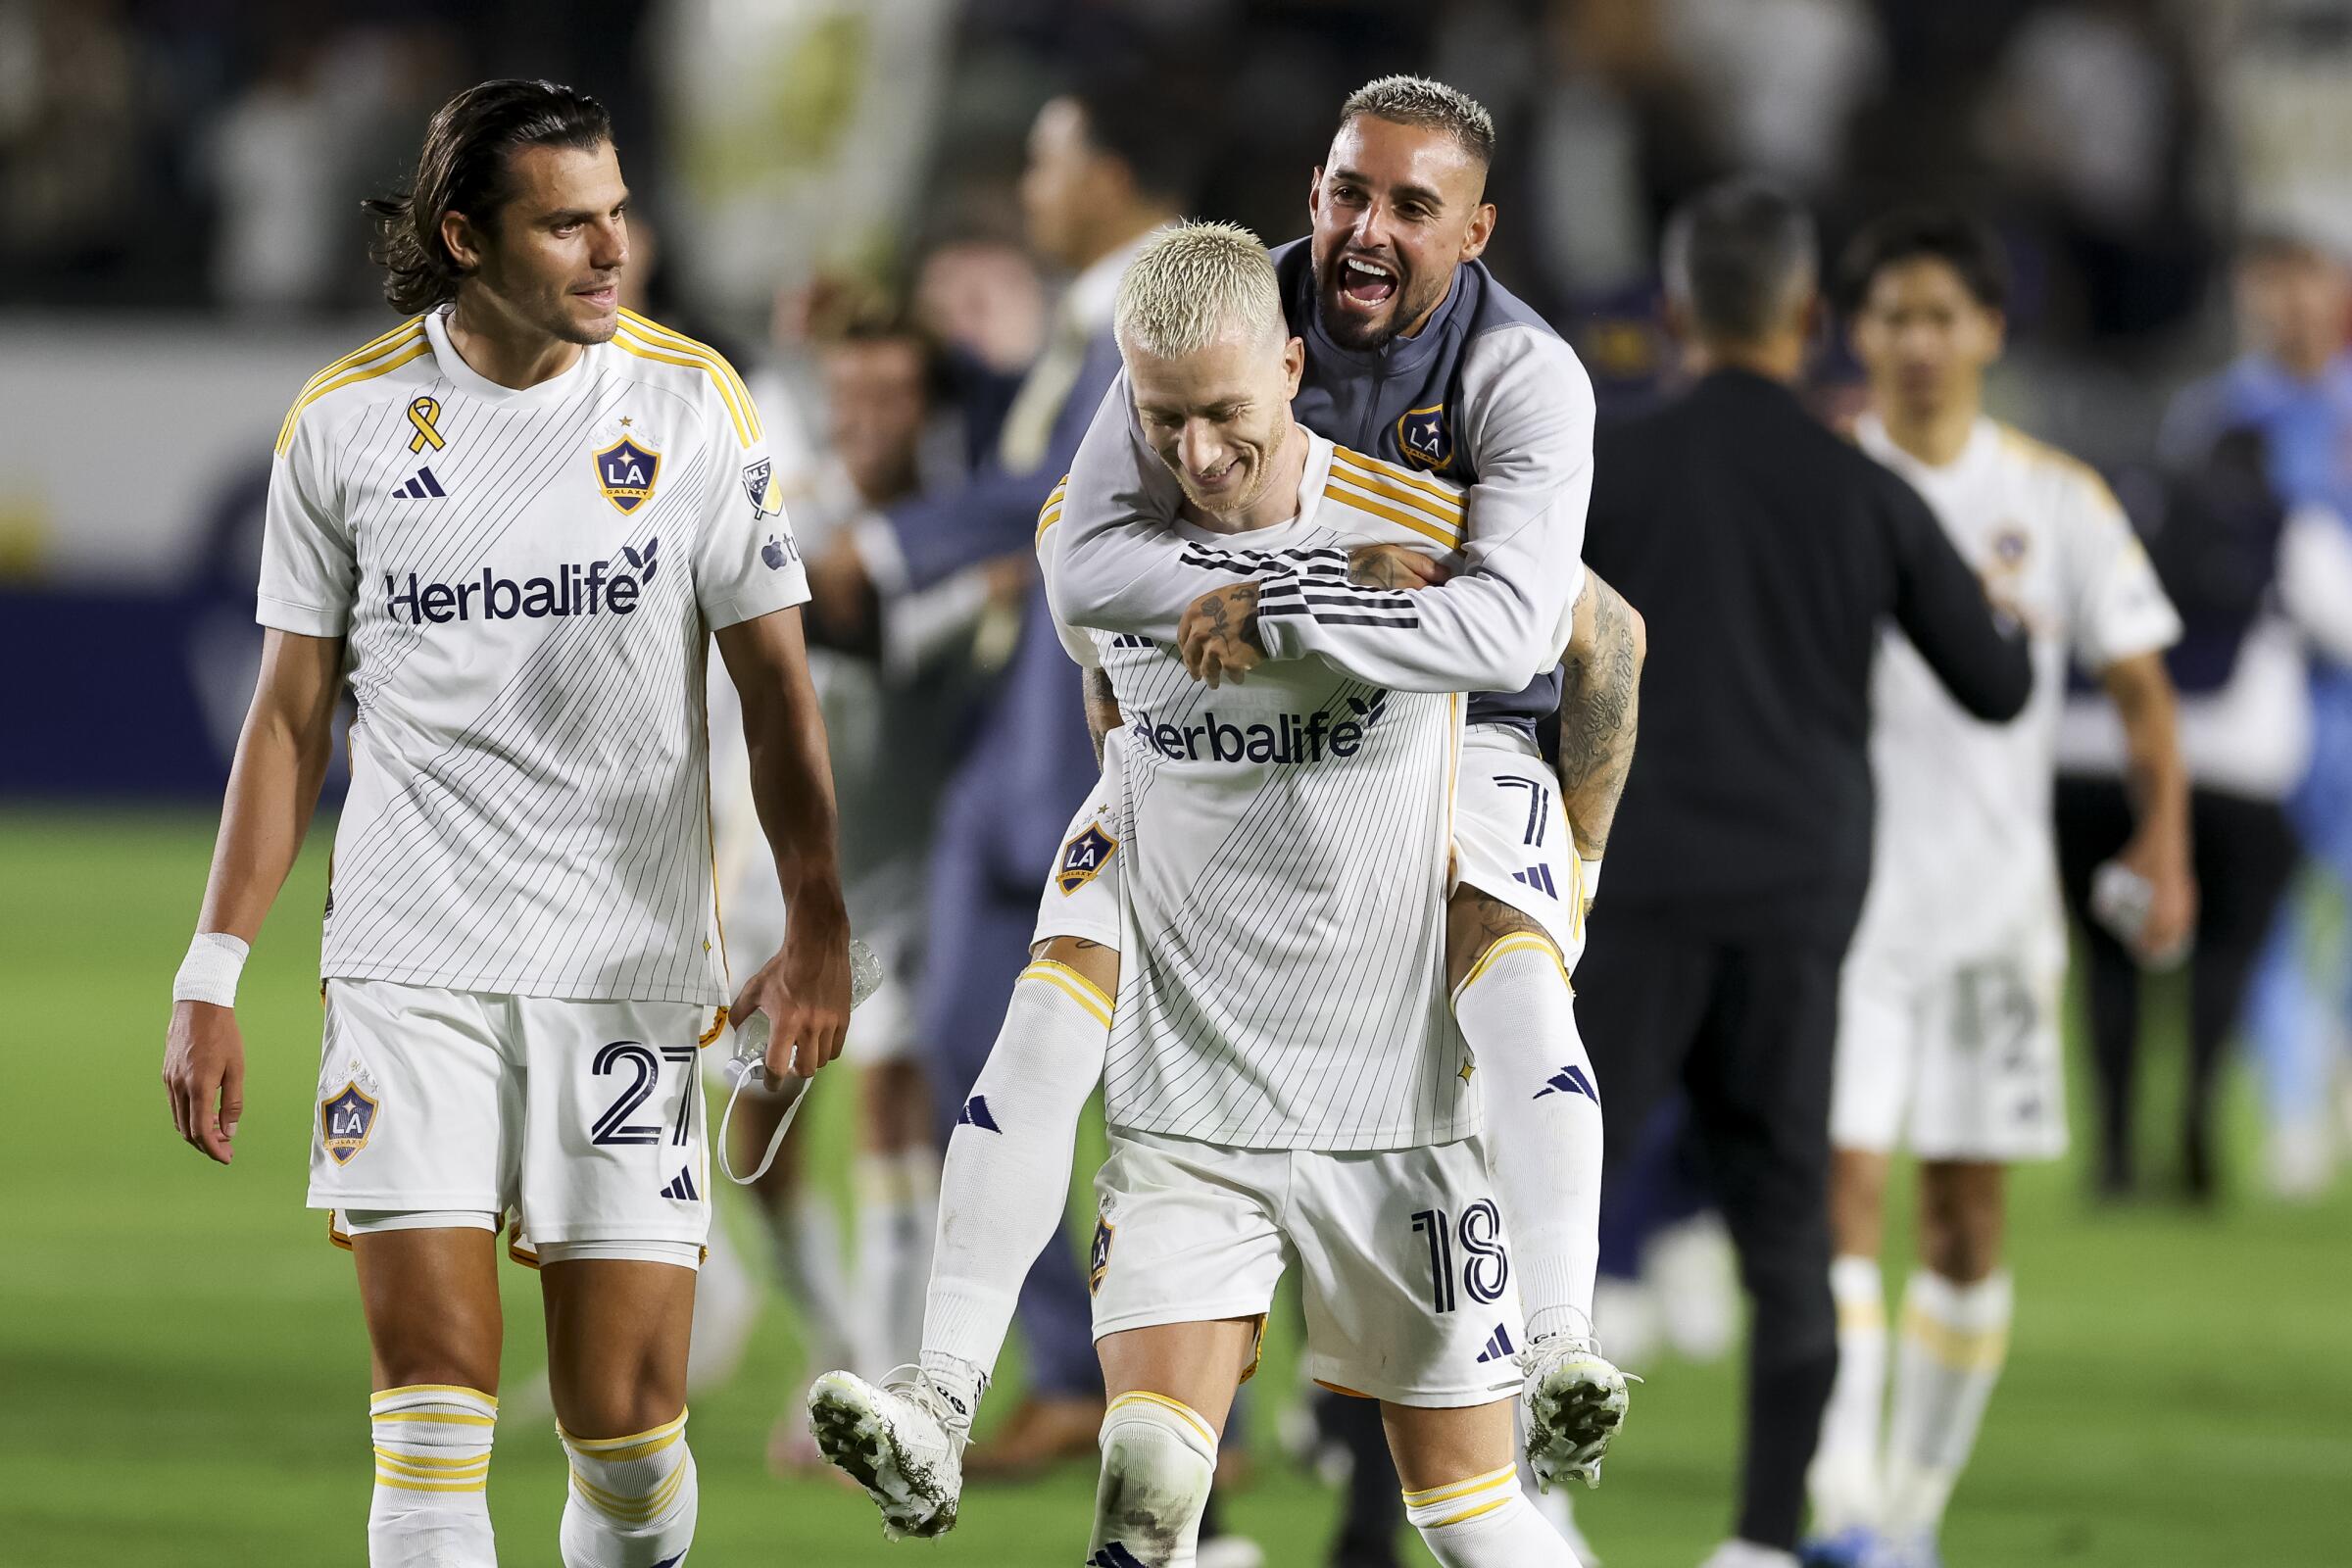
[3,3,2350,1557]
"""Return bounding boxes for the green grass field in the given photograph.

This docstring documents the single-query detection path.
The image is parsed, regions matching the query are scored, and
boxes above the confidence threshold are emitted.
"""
[6,808,2348,1566]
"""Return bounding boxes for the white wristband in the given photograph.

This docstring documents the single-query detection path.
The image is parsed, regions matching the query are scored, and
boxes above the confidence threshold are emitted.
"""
[173,932,251,1008]
[1578,858,1602,906]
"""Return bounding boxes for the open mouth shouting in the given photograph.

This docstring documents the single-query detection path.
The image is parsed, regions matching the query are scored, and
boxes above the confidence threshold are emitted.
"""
[1335,252,1400,312]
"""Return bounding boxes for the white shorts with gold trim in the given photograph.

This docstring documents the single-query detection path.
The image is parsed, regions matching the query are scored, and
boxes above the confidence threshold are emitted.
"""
[1088,1127,1525,1409]
[310,978,720,1264]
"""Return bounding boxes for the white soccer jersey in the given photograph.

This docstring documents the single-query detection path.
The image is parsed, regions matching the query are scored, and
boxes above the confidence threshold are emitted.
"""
[259,307,809,1004]
[1043,430,1474,1152]
[1852,415,2180,970]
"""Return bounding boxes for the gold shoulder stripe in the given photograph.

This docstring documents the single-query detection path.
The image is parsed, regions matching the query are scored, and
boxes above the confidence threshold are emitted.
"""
[1332,445,1461,508]
[274,325,431,455]
[1036,474,1071,542]
[1323,481,1458,549]
[613,329,759,449]
[1329,455,1463,535]
[618,309,762,442]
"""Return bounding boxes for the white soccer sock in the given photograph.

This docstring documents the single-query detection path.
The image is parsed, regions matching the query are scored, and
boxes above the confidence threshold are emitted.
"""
[855,1148,940,1376]
[559,1411,698,1568]
[1086,1392,1217,1568]
[1452,938,1603,1343]
[922,959,1111,1413]
[766,1189,864,1376]
[1405,1464,1581,1566]
[368,1384,497,1568]
[1808,1252,1888,1534]
[1883,1270,2013,1539]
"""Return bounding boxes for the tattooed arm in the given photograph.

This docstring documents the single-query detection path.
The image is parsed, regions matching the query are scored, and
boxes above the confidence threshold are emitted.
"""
[1554,569,1643,861]
[1082,666,1124,768]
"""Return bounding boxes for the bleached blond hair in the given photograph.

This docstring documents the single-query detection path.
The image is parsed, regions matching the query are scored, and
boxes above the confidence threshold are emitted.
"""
[1113,220,1286,361]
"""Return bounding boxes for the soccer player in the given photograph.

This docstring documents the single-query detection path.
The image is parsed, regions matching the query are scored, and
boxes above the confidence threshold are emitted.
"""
[157,80,850,1568]
[822,220,1619,1566]
[1803,209,2192,1568]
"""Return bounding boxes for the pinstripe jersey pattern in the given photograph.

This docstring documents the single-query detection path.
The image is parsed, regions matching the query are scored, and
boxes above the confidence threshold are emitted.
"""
[259,308,808,1004]
[1069,432,1475,1151]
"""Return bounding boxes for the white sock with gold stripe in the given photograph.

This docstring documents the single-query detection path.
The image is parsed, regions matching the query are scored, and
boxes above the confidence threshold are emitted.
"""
[558,1410,697,1568]
[1451,936,1603,1344]
[920,959,1112,1416]
[1405,1463,1577,1565]
[1808,1252,1888,1535]
[1087,1391,1217,1568]
[368,1384,497,1567]
[1883,1269,2012,1540]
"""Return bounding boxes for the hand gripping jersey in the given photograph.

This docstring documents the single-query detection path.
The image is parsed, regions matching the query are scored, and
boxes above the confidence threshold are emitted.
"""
[1850,415,2180,972]
[258,307,809,1004]
[1043,428,1475,1151]
[1047,242,1593,732]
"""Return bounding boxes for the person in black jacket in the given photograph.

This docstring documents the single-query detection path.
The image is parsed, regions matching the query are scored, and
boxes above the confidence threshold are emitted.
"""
[1575,180,2032,1568]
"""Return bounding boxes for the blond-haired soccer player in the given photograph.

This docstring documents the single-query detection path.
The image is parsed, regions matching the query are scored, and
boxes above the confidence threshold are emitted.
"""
[814,222,1629,1568]
[159,79,850,1568]
[1804,208,2191,1568]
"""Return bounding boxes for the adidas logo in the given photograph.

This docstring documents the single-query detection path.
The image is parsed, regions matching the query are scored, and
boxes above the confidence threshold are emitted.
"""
[1534,1063,1598,1103]
[1512,862,1559,898]
[1088,1546,1152,1568]
[396,466,447,500]
[659,1166,699,1200]
[1110,632,1152,649]
[1474,1323,1518,1364]
[956,1095,1001,1133]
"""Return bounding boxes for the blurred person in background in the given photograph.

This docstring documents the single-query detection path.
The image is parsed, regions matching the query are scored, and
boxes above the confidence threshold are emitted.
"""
[2055,224,2352,1202]
[1806,207,2189,1568]
[702,310,1024,1473]
[2165,222,2352,1199]
[1577,180,2032,1568]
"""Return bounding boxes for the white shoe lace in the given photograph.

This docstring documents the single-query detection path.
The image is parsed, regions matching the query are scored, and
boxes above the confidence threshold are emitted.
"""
[878,1364,972,1437]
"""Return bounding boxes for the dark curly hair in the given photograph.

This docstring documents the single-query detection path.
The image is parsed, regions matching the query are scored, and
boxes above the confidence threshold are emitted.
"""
[364,79,612,315]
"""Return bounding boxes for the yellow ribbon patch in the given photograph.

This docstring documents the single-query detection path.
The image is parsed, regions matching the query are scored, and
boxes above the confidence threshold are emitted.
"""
[407,396,446,453]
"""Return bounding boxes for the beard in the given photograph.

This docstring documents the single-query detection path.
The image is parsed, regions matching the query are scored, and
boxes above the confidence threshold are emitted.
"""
[1315,252,1443,353]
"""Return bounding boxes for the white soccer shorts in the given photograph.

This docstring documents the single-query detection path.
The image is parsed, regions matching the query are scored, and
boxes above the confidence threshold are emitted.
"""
[1834,943,2069,1163]
[310,978,723,1260]
[1450,725,1588,968]
[1088,1128,1527,1409]
[1031,766,1125,953]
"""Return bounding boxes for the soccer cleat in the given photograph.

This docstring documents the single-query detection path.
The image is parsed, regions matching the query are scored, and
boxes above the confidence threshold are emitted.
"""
[1860,1533,1940,1568]
[1798,1527,1882,1568]
[1516,1330,1635,1491]
[808,1366,970,1539]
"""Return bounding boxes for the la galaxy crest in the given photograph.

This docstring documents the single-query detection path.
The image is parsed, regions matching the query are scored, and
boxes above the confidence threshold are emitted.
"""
[1057,823,1117,895]
[320,1081,379,1165]
[594,433,662,514]
[1089,1214,1115,1296]
[1396,403,1454,472]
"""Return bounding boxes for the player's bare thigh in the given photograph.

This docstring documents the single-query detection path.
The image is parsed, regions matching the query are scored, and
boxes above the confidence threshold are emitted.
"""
[1095,1316,1260,1437]
[1380,1396,1519,1493]
[1446,888,1558,992]
[353,1227,505,1395]
[540,1258,698,1438]
[1034,934,1119,998]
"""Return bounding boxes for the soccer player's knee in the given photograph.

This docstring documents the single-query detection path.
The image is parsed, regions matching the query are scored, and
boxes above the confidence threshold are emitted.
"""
[1447,899,1563,996]
[1405,1464,1574,1566]
[1090,1393,1217,1566]
[558,1410,698,1568]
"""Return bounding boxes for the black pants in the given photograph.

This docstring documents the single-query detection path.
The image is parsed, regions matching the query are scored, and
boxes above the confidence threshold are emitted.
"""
[2053,777,2300,1196]
[1575,915,1843,1552]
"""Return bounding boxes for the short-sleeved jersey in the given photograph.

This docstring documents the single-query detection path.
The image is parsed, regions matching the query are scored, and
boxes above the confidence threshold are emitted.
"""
[260,306,809,1004]
[1043,428,1473,1152]
[1853,416,2180,969]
